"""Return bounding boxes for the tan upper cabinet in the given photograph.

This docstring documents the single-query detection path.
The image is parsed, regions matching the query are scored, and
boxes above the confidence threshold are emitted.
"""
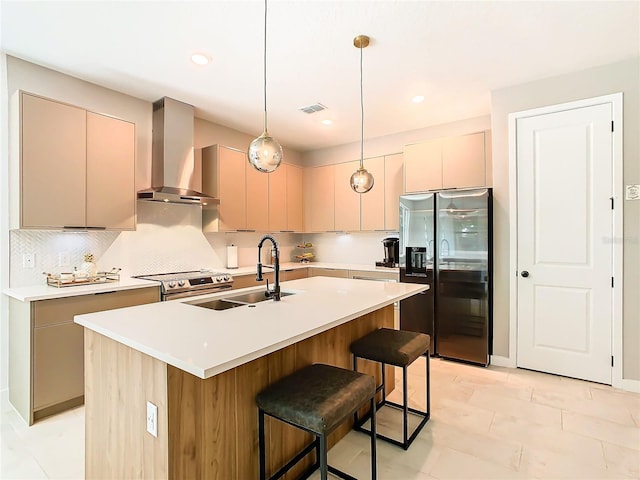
[360,156,385,231]
[442,132,486,189]
[334,161,361,231]
[286,164,303,232]
[16,92,135,230]
[268,163,303,232]
[202,145,302,232]
[384,153,403,231]
[20,92,86,229]
[404,138,443,193]
[86,112,136,229]
[305,164,335,232]
[202,145,247,231]
[268,165,287,231]
[404,131,488,192]
[246,164,269,231]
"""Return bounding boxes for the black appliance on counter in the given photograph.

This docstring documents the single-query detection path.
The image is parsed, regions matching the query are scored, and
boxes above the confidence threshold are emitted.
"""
[376,237,399,268]
[399,188,493,366]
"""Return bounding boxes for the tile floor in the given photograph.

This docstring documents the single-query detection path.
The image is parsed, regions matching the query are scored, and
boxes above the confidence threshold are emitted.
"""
[1,358,639,479]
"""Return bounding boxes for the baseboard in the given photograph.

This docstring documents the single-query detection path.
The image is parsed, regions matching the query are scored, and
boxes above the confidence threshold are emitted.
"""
[618,378,640,394]
[490,355,516,368]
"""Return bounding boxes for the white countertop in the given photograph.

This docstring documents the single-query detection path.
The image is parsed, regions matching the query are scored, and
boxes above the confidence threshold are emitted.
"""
[217,261,399,276]
[3,277,160,302]
[74,276,427,380]
[3,262,398,301]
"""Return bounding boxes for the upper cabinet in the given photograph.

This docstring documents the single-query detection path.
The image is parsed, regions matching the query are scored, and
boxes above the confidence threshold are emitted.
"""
[202,144,303,232]
[404,131,490,193]
[360,156,385,231]
[202,145,247,231]
[383,153,403,231]
[268,163,303,232]
[304,155,403,233]
[305,164,335,232]
[334,161,361,231]
[13,92,135,230]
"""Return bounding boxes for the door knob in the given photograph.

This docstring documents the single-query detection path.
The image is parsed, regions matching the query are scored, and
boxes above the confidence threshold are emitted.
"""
[521,271,530,278]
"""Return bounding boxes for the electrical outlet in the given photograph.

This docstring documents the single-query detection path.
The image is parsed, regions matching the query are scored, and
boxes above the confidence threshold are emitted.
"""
[58,251,70,267]
[146,401,158,437]
[22,253,35,269]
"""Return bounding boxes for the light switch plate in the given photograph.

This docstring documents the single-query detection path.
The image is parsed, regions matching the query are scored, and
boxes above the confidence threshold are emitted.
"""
[625,185,639,200]
[146,401,158,437]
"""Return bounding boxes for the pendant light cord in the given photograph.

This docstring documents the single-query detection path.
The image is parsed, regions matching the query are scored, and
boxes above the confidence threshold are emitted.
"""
[359,43,364,168]
[263,0,268,132]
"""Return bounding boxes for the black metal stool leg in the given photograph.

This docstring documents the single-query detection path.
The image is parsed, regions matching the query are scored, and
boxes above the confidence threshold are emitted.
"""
[319,434,328,480]
[381,362,386,403]
[403,366,409,449]
[370,397,377,480]
[425,350,430,417]
[259,409,266,480]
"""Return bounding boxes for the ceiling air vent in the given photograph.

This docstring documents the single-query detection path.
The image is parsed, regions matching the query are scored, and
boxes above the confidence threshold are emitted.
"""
[299,103,327,114]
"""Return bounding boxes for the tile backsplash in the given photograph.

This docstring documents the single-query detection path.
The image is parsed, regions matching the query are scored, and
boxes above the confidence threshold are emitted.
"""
[9,201,393,288]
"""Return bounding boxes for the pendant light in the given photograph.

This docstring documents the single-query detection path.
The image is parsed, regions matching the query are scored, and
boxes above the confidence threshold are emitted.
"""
[248,0,283,173]
[350,34,374,194]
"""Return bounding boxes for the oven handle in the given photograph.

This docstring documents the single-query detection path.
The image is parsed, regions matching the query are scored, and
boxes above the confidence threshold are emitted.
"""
[163,285,233,301]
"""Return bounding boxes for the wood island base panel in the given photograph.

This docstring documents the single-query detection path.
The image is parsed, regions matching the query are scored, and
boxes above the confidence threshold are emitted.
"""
[84,305,394,480]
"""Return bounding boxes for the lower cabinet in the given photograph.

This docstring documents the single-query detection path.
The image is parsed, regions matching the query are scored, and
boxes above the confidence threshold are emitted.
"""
[9,286,160,425]
[230,268,309,290]
[309,267,350,278]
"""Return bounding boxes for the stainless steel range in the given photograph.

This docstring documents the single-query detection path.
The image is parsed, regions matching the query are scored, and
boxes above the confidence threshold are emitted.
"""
[134,270,234,300]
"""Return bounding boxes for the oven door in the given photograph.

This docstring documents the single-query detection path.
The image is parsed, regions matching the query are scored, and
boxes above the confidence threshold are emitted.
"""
[163,285,233,301]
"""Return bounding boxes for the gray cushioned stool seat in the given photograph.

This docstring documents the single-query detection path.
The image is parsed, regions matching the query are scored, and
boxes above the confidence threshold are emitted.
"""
[350,328,430,367]
[257,363,375,434]
[256,363,378,480]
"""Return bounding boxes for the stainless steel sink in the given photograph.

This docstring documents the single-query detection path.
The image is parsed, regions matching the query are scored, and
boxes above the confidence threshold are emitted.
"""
[187,290,296,311]
[188,299,246,311]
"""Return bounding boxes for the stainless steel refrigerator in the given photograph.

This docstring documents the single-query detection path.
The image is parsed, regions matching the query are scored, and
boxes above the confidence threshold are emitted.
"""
[399,188,492,366]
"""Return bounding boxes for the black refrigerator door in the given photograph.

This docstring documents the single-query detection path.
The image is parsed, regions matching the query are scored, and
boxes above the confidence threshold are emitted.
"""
[399,269,435,354]
[399,193,436,354]
[435,188,492,366]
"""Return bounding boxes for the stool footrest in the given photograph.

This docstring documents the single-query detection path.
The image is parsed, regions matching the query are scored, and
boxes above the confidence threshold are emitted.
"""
[354,400,430,450]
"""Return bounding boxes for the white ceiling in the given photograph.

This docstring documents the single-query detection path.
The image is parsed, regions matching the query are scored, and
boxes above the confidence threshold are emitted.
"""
[1,1,638,152]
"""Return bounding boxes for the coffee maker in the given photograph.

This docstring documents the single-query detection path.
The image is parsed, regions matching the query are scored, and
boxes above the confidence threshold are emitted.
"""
[376,237,399,268]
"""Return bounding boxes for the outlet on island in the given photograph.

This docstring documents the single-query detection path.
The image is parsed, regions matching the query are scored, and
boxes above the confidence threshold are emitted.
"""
[146,401,158,437]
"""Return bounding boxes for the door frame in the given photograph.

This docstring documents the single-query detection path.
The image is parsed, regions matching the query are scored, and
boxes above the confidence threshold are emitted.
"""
[507,93,624,388]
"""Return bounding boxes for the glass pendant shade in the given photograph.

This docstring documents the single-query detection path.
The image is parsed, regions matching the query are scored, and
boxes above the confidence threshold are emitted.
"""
[350,166,375,193]
[248,130,283,173]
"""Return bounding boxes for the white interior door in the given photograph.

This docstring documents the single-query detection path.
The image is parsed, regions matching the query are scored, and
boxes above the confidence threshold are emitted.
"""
[516,102,613,384]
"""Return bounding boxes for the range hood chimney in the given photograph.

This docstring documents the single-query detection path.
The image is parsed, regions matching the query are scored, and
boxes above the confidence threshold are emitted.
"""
[137,97,219,205]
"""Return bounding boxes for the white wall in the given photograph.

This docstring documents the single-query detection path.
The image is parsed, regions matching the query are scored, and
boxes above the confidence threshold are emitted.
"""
[303,115,491,167]
[491,57,640,380]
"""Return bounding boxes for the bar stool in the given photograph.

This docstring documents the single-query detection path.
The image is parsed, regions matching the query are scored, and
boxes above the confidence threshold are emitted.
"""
[350,328,430,450]
[256,363,377,480]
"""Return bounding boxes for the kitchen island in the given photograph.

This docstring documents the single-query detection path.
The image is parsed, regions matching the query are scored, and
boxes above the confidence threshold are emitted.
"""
[75,276,427,479]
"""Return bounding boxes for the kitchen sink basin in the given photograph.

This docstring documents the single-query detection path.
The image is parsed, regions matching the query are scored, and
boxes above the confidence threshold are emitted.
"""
[188,299,246,311]
[187,290,296,311]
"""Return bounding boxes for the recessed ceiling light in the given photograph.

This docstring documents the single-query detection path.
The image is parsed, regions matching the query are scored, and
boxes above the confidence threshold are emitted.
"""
[191,53,210,65]
[321,119,333,126]
[412,95,425,103]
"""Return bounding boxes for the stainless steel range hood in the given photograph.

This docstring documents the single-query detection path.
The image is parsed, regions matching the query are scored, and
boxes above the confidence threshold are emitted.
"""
[137,97,219,206]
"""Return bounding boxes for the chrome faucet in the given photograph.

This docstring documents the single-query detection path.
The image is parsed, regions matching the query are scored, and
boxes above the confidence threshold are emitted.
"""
[257,234,280,301]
